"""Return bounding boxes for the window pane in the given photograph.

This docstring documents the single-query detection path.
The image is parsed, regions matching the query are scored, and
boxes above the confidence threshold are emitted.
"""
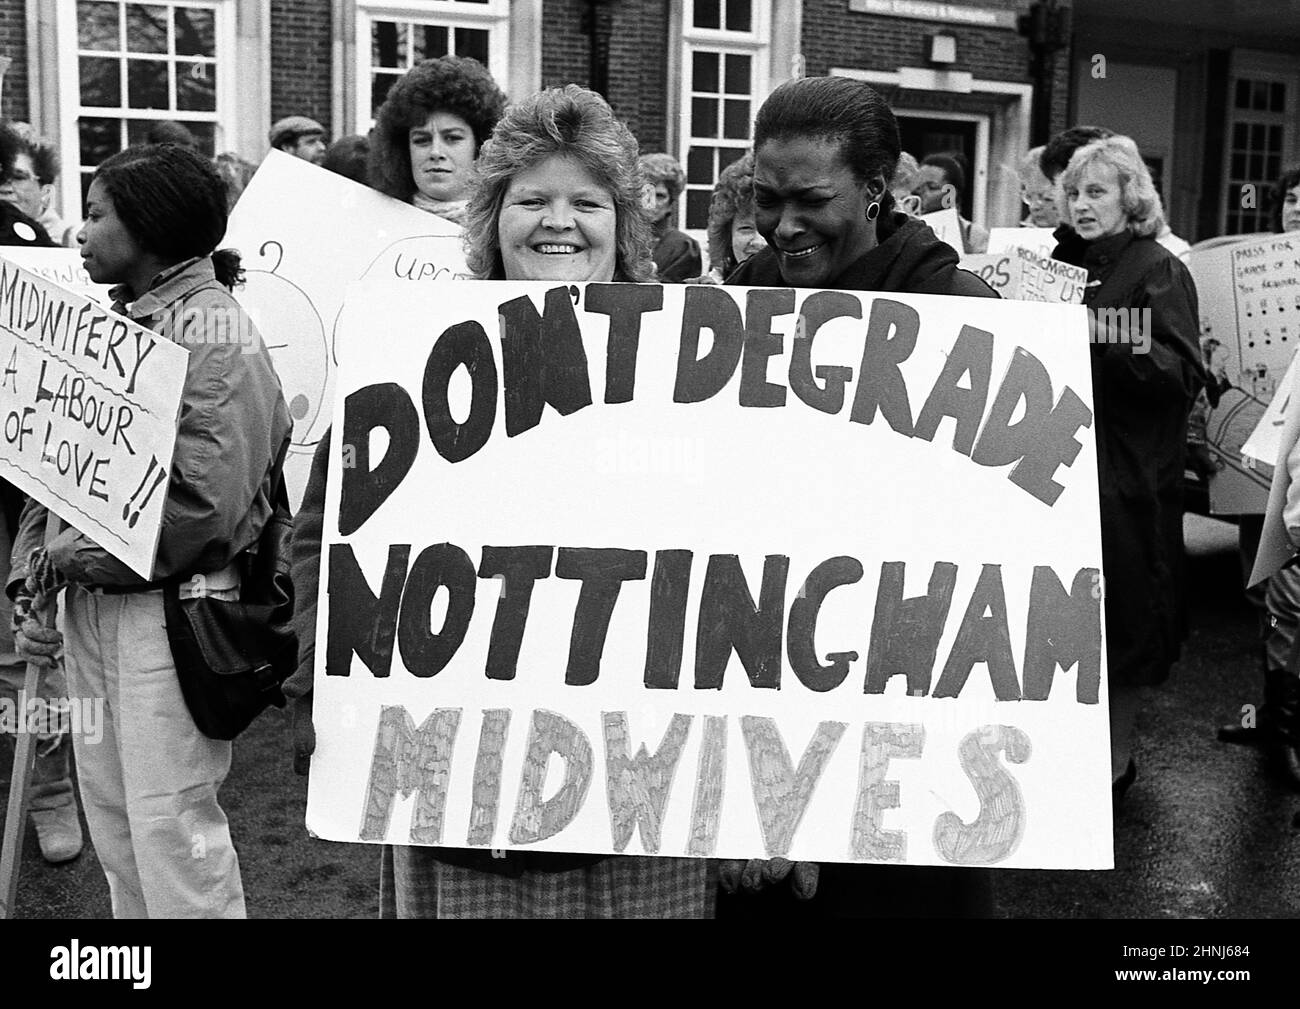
[686,189,711,230]
[693,51,719,93]
[372,21,407,68]
[177,61,216,111]
[78,2,121,51]
[128,118,214,156]
[175,7,215,58]
[1269,124,1283,152]
[1267,155,1280,180]
[692,98,718,138]
[126,3,168,54]
[724,54,750,95]
[1271,82,1286,113]
[414,24,450,61]
[1233,121,1247,147]
[181,121,215,157]
[456,27,489,66]
[1250,123,1265,148]
[723,99,749,139]
[1234,80,1250,109]
[725,0,752,32]
[1253,80,1269,110]
[372,72,402,117]
[1231,153,1245,178]
[718,146,744,172]
[127,58,168,109]
[79,116,121,166]
[1249,153,1263,179]
[694,0,720,29]
[79,56,122,107]
[686,146,712,184]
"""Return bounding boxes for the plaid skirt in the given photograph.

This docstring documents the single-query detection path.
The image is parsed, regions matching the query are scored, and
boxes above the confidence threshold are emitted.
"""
[379,845,714,919]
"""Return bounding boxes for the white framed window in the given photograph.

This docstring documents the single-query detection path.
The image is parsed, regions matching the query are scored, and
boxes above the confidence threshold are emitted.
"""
[353,1,510,131]
[54,0,238,217]
[679,0,770,232]
[1221,51,1300,235]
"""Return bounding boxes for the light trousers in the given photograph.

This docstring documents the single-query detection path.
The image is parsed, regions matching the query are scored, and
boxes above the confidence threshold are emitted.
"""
[62,586,245,919]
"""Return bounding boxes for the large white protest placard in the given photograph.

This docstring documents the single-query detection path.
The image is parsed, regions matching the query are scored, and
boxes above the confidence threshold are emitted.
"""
[307,278,1111,868]
[0,248,113,307]
[960,247,1086,304]
[1186,232,1300,513]
[920,207,963,255]
[1242,347,1300,466]
[223,150,470,506]
[988,227,1056,257]
[0,257,188,578]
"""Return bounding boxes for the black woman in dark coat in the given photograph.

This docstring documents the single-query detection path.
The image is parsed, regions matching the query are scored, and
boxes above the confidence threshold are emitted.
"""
[1050,136,1206,797]
[720,76,997,919]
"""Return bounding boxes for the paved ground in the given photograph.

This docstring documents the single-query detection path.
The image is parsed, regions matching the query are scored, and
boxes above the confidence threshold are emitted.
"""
[3,514,1298,918]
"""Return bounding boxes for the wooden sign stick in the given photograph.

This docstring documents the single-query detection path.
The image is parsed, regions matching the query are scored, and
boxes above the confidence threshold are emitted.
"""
[1,517,65,919]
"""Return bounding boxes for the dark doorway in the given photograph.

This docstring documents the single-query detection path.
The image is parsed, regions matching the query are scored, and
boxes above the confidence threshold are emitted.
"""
[897,116,978,221]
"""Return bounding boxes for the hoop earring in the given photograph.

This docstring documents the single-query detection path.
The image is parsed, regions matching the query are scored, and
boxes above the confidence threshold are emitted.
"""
[865,201,881,222]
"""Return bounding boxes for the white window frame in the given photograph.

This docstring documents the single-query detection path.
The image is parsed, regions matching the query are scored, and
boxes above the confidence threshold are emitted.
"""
[678,0,771,238]
[352,0,511,133]
[51,0,240,220]
[1219,49,1299,236]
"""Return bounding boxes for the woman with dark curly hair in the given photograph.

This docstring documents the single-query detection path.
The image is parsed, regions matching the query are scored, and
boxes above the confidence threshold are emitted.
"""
[639,152,701,282]
[367,55,507,224]
[701,152,765,281]
[1274,165,1300,235]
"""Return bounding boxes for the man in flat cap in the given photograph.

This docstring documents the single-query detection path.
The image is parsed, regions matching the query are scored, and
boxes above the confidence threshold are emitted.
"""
[269,116,327,165]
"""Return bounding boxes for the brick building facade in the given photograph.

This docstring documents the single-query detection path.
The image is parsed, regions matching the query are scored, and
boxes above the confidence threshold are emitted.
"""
[0,1,1296,243]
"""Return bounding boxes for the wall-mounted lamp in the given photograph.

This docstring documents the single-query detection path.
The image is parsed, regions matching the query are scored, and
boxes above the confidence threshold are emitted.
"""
[929,34,957,65]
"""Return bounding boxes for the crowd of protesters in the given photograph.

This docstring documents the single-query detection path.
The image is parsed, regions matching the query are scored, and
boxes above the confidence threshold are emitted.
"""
[0,52,1297,920]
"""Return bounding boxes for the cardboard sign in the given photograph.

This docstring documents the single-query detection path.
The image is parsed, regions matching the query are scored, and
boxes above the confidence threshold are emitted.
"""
[921,207,963,256]
[0,247,113,307]
[222,150,470,507]
[0,257,188,578]
[306,279,1111,869]
[1242,346,1300,465]
[988,227,1056,257]
[1186,232,1300,513]
[960,247,1086,304]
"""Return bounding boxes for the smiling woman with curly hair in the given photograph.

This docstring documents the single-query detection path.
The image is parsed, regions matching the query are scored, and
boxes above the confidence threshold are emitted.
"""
[367,55,507,223]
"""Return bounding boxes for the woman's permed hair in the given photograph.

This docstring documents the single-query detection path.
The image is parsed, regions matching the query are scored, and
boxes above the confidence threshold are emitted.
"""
[368,56,507,203]
[1272,165,1300,233]
[1055,136,1165,239]
[93,144,243,288]
[754,77,901,215]
[639,153,687,203]
[464,85,654,282]
[706,153,754,277]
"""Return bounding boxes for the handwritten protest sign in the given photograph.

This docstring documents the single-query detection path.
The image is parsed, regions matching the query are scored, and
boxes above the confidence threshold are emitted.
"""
[988,227,1056,257]
[1242,347,1299,465]
[960,246,1086,304]
[0,248,113,307]
[1186,232,1300,513]
[1249,353,1300,587]
[306,278,1111,868]
[921,207,963,255]
[0,256,187,577]
[223,150,470,506]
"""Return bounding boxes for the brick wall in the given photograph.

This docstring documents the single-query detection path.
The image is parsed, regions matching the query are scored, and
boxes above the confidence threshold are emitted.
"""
[541,0,669,155]
[801,0,1072,137]
[270,0,332,126]
[0,0,29,124]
